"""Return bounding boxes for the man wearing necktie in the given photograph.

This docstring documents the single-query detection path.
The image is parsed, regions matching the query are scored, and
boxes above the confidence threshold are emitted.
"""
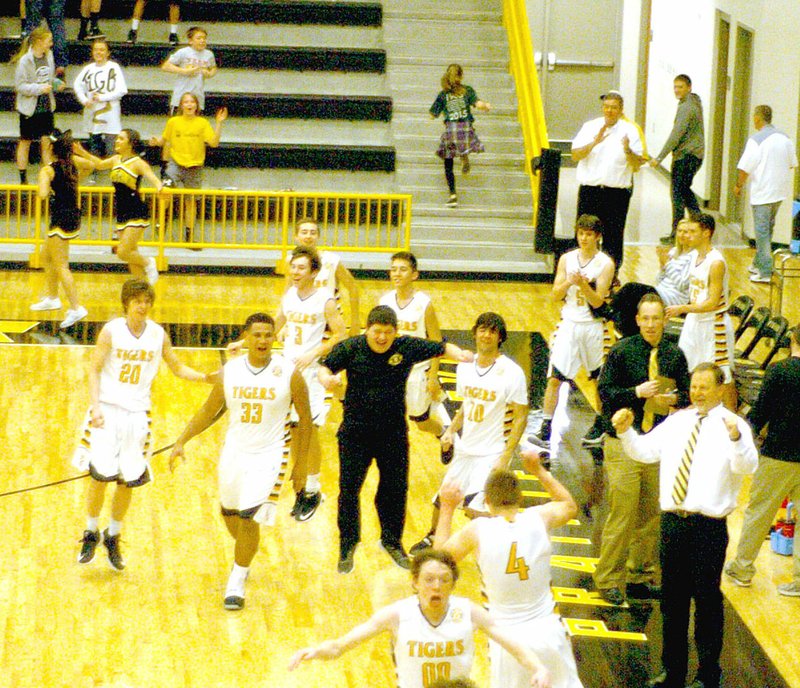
[593,294,691,606]
[612,363,758,688]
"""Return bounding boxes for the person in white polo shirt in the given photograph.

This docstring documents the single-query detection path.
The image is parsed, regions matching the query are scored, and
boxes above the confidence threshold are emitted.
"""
[733,105,798,283]
[571,90,645,272]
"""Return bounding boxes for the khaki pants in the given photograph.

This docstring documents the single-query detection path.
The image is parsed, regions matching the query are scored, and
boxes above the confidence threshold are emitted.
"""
[593,437,661,589]
[730,455,800,582]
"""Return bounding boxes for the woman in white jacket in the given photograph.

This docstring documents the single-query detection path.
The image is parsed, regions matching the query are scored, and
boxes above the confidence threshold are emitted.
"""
[13,26,63,185]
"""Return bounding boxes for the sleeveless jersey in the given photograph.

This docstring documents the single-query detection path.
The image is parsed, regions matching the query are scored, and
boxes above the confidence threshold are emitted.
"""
[110,156,149,223]
[379,290,430,338]
[392,595,475,688]
[98,317,164,412]
[280,287,332,362]
[687,248,729,322]
[475,509,556,623]
[222,353,293,453]
[560,249,613,323]
[456,355,528,456]
[314,250,340,296]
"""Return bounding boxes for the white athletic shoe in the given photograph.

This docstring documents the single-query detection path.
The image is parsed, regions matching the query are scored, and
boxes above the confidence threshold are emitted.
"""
[60,306,88,329]
[144,257,159,285]
[30,296,62,311]
[224,568,249,611]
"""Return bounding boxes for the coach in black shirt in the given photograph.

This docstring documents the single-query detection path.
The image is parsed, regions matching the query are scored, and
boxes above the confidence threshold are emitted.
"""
[320,305,473,574]
[593,293,691,605]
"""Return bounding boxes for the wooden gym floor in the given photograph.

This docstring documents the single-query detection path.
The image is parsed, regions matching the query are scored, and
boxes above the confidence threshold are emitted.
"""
[0,245,798,688]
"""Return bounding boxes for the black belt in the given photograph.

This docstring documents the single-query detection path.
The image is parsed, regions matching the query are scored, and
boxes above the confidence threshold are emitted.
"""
[668,509,725,521]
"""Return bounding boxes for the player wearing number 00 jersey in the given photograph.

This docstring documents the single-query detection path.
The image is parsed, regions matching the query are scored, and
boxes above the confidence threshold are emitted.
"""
[74,279,209,571]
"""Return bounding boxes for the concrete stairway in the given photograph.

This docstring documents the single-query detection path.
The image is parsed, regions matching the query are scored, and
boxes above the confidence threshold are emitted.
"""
[383,0,551,274]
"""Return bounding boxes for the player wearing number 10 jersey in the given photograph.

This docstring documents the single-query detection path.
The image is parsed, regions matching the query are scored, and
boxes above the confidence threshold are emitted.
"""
[74,279,209,571]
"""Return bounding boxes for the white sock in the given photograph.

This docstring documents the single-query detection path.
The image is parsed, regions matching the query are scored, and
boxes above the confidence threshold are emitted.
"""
[226,563,249,596]
[170,24,178,33]
[87,516,99,532]
[131,19,140,30]
[107,518,122,536]
[305,474,321,493]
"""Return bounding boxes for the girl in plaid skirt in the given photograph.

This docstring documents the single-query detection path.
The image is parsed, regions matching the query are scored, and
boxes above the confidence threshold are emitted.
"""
[430,64,491,207]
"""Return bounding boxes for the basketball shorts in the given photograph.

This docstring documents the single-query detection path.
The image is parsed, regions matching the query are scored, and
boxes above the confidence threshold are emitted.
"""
[72,403,152,486]
[678,312,734,383]
[548,318,604,380]
[218,441,286,526]
[405,362,432,418]
[490,614,583,688]
[289,364,328,426]
[440,443,502,514]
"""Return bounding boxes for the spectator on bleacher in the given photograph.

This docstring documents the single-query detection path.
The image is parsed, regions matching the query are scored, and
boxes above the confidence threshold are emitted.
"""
[77,0,103,41]
[127,0,180,46]
[148,93,227,248]
[29,129,96,329]
[13,26,64,185]
[79,130,165,284]
[73,39,128,174]
[161,26,217,114]
[22,1,67,78]
[430,63,491,209]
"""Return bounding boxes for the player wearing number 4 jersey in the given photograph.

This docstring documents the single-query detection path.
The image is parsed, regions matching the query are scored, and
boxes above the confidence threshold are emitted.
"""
[411,312,528,554]
[435,453,584,688]
[74,279,210,571]
[170,313,312,610]
[288,549,551,687]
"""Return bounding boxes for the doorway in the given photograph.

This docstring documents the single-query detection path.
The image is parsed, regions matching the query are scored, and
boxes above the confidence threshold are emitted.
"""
[726,24,754,226]
[708,12,730,211]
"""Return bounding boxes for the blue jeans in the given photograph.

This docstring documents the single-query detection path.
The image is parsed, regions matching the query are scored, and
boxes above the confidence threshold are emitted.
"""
[670,154,702,233]
[752,201,781,277]
[24,0,67,69]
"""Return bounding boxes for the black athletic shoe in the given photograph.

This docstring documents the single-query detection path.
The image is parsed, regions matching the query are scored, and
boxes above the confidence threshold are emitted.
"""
[169,32,179,46]
[409,534,433,556]
[77,22,88,41]
[626,581,661,600]
[295,491,322,522]
[338,545,356,574]
[581,420,607,448]
[102,529,125,571]
[380,540,410,570]
[598,586,625,606]
[87,27,105,40]
[440,442,454,465]
[224,595,244,611]
[77,529,100,564]
[290,490,304,518]
[528,420,552,450]
[127,29,137,44]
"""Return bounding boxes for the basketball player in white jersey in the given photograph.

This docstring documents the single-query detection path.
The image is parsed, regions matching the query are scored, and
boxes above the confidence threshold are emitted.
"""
[379,251,451,457]
[169,313,312,610]
[665,213,737,409]
[411,312,529,554]
[530,214,615,451]
[289,216,361,334]
[74,279,210,571]
[275,245,346,520]
[435,452,584,688]
[288,549,551,688]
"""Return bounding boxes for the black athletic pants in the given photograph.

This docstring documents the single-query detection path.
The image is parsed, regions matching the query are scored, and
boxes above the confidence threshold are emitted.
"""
[336,427,409,555]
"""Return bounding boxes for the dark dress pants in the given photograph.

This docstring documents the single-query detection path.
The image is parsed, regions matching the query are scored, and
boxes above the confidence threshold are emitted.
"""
[670,154,702,233]
[577,184,632,271]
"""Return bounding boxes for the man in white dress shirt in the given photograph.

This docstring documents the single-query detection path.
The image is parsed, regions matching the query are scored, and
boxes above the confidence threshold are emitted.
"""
[612,362,758,688]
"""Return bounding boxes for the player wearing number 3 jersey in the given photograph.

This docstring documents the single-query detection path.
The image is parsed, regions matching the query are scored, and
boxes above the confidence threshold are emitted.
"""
[288,549,551,687]
[73,279,210,571]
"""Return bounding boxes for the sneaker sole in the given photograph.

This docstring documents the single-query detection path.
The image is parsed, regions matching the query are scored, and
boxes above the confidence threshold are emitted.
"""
[224,596,245,610]
[778,587,800,597]
[725,572,751,587]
